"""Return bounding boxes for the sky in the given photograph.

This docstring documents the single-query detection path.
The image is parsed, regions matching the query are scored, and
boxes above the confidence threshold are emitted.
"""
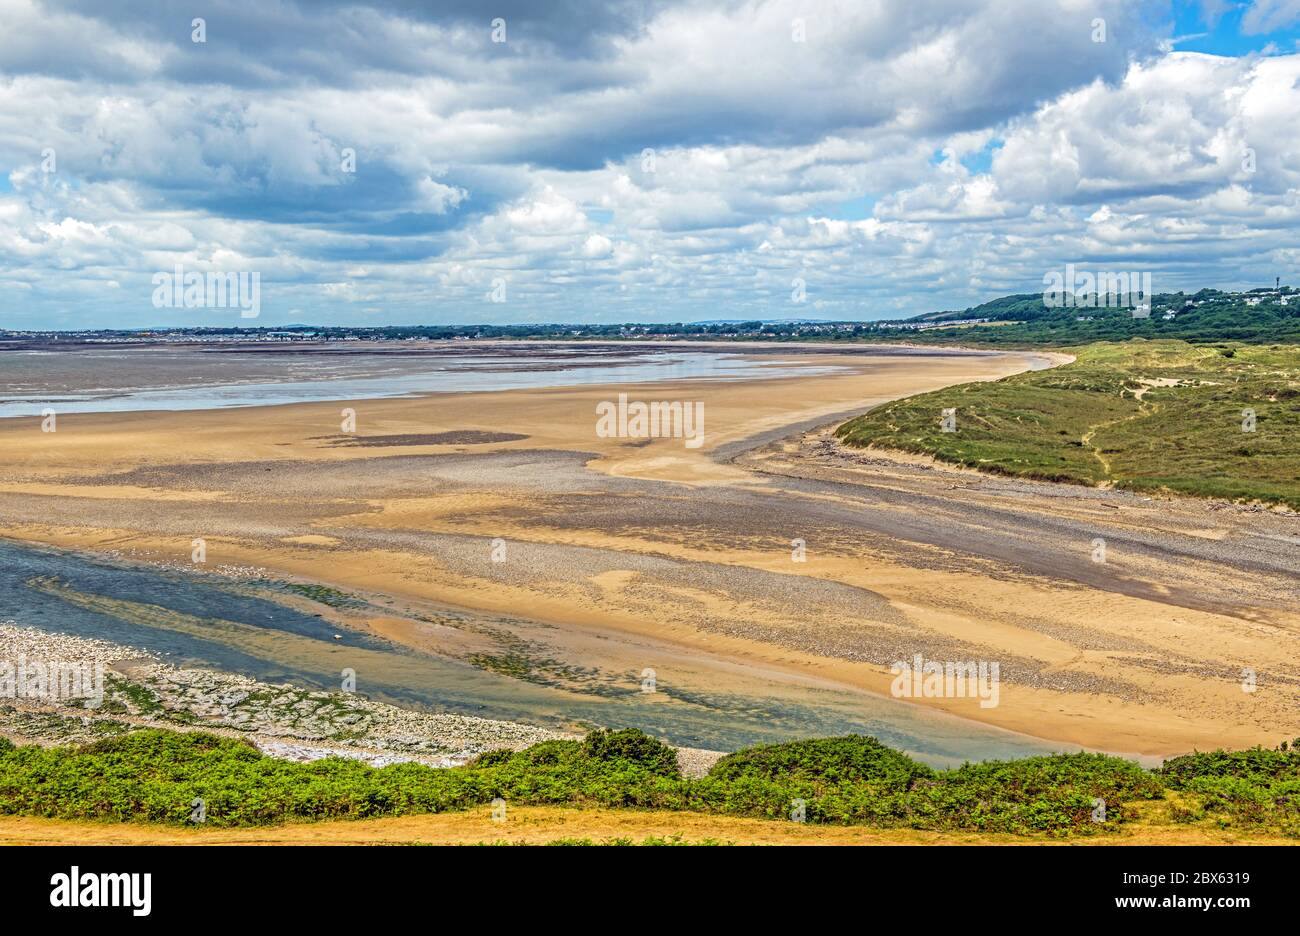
[1,0,1299,329]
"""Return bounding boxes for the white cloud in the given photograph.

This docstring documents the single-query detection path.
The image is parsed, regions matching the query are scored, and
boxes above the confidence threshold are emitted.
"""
[0,0,1295,327]
[1242,0,1300,34]
[582,234,614,258]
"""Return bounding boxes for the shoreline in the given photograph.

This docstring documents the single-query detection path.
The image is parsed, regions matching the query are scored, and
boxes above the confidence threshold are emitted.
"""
[0,620,574,766]
[0,340,1042,423]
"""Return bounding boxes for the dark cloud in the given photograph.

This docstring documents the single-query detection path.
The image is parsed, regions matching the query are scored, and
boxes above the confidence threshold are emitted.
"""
[22,0,678,87]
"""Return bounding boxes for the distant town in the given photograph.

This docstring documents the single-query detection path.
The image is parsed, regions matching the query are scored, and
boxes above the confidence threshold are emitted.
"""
[2,284,1294,347]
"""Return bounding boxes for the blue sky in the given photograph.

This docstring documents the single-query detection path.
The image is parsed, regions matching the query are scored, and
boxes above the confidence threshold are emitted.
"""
[1172,0,1300,53]
[1,0,1299,328]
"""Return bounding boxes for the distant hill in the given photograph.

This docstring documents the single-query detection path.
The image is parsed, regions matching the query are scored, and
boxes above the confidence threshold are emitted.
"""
[894,287,1300,345]
[908,293,1048,324]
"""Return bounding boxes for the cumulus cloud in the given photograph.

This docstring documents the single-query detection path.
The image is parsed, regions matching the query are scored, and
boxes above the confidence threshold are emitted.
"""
[1242,0,1300,34]
[0,0,1296,327]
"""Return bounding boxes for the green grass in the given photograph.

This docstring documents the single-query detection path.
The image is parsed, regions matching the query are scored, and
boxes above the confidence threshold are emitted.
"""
[4,727,1295,837]
[835,340,1300,508]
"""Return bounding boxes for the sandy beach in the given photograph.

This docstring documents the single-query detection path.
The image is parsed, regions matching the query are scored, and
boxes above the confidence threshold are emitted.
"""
[1,342,1297,759]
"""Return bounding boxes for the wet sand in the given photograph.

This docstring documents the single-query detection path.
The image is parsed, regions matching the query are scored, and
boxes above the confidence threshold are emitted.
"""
[1,342,1296,758]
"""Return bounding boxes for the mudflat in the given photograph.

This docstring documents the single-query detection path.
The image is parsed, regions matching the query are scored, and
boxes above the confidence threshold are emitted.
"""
[1,342,1295,759]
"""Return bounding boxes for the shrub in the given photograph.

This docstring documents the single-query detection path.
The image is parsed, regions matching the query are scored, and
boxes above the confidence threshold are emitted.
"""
[507,739,583,768]
[1156,744,1300,835]
[469,749,514,768]
[3,726,1297,837]
[581,729,680,777]
[1159,745,1300,787]
[708,735,933,792]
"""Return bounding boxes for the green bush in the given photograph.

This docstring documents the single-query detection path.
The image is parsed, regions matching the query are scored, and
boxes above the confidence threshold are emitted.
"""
[1159,744,1300,786]
[581,728,680,777]
[1157,743,1300,834]
[468,749,514,768]
[708,735,932,791]
[0,726,1294,837]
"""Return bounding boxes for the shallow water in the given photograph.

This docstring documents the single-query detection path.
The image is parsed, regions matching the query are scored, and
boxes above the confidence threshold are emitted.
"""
[0,348,849,418]
[0,538,1063,764]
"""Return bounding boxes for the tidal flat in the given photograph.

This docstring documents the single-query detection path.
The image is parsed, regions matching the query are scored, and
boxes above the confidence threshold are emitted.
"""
[1,341,1295,764]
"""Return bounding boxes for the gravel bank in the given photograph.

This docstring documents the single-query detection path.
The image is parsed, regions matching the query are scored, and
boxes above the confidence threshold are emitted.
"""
[0,622,727,773]
[0,621,570,765]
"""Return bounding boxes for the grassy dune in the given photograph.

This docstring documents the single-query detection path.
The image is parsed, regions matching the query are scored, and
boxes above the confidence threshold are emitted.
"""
[835,340,1300,509]
[2,728,1299,840]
